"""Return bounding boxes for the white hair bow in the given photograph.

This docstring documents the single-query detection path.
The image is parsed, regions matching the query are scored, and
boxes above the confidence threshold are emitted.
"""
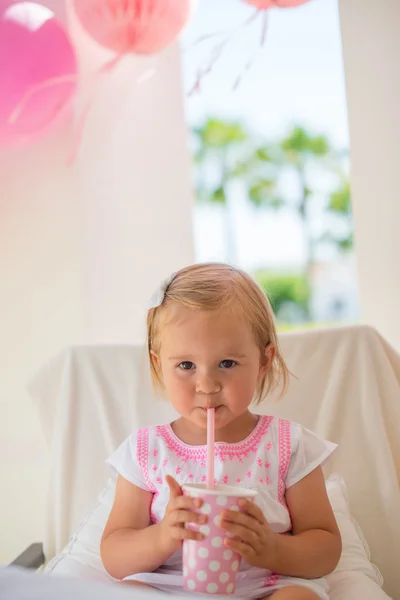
[147,273,176,310]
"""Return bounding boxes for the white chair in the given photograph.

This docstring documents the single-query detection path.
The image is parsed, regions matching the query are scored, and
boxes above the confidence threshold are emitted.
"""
[23,325,400,599]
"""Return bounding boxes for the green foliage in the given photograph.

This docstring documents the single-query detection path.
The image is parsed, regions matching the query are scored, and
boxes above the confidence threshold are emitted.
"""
[248,180,283,208]
[280,126,330,162]
[255,147,273,162]
[255,271,311,318]
[192,117,279,210]
[193,119,247,153]
[337,234,353,251]
[211,186,226,205]
[329,180,351,214]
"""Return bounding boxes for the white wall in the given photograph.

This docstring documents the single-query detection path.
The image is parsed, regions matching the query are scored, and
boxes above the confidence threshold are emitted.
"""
[0,1,194,563]
[339,0,400,351]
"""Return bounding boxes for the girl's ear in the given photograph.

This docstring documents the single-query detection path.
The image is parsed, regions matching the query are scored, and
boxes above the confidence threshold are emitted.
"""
[150,350,160,366]
[259,343,276,377]
[150,350,160,368]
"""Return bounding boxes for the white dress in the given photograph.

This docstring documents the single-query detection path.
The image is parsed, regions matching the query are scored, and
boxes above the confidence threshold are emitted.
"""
[107,415,337,599]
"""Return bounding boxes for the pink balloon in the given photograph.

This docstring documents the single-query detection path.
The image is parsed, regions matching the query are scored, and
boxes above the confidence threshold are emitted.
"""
[242,0,310,8]
[0,1,77,147]
[73,0,192,55]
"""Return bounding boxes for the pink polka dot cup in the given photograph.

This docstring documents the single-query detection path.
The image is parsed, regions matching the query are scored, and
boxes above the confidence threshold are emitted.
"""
[182,483,257,595]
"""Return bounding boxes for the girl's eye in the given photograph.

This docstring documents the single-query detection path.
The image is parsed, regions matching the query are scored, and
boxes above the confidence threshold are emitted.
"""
[179,361,195,371]
[220,360,237,369]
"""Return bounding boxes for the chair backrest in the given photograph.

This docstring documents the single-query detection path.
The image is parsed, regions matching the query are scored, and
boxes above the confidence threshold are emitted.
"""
[28,325,400,598]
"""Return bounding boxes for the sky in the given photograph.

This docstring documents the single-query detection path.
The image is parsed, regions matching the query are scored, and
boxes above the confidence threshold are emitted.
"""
[180,0,350,270]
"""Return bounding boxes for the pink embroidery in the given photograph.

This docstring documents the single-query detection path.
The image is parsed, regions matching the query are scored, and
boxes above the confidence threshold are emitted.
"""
[201,475,207,482]
[257,457,263,467]
[265,461,271,468]
[137,428,157,493]
[259,477,263,484]
[151,491,159,524]
[236,478,241,483]
[189,473,194,479]
[153,449,158,457]
[162,458,168,468]
[176,466,182,475]
[156,416,273,464]
[264,573,279,587]
[156,476,162,484]
[266,442,272,451]
[152,464,157,471]
[247,471,252,478]
[278,419,291,510]
[223,475,228,484]
[266,476,270,485]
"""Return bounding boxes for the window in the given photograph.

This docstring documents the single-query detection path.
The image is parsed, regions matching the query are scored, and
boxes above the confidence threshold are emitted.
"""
[182,0,357,328]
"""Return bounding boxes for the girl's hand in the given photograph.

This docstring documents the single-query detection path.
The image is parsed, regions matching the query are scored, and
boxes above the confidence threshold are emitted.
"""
[158,475,207,555]
[220,499,277,569]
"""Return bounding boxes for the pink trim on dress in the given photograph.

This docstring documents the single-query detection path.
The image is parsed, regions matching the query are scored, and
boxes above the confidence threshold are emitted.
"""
[137,428,158,524]
[278,419,291,509]
[264,572,280,587]
[156,415,274,464]
[137,428,157,492]
[150,493,159,524]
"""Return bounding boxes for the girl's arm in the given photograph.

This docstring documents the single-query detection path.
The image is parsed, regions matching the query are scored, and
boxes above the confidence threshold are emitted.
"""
[221,466,341,579]
[101,474,205,580]
[100,475,169,580]
[268,465,342,578]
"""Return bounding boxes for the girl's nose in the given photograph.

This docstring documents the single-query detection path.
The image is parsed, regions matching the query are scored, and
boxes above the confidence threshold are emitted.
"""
[195,372,221,396]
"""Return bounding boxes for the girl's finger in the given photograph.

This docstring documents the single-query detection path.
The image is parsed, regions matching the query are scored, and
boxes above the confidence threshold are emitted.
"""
[224,537,254,558]
[172,527,204,542]
[238,500,266,524]
[220,510,259,534]
[221,521,259,546]
[169,495,203,512]
[171,509,207,526]
[165,475,183,499]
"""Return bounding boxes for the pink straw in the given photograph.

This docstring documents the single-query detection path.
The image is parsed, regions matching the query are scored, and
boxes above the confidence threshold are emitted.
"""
[207,408,215,489]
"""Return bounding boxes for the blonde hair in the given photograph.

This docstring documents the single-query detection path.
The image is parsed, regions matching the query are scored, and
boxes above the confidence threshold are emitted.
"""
[147,263,289,404]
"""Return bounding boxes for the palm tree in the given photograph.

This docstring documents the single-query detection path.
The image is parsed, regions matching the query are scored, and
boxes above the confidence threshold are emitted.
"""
[193,118,282,264]
[272,126,352,317]
[277,126,332,284]
[193,119,353,319]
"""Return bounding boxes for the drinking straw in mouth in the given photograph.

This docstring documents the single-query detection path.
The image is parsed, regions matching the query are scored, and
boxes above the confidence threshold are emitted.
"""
[207,407,215,489]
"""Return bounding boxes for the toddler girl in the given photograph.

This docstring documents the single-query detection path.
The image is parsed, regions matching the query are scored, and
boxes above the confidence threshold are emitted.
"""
[101,263,341,599]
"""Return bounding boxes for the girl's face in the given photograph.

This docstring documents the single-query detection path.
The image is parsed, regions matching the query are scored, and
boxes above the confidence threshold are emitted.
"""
[153,307,273,431]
